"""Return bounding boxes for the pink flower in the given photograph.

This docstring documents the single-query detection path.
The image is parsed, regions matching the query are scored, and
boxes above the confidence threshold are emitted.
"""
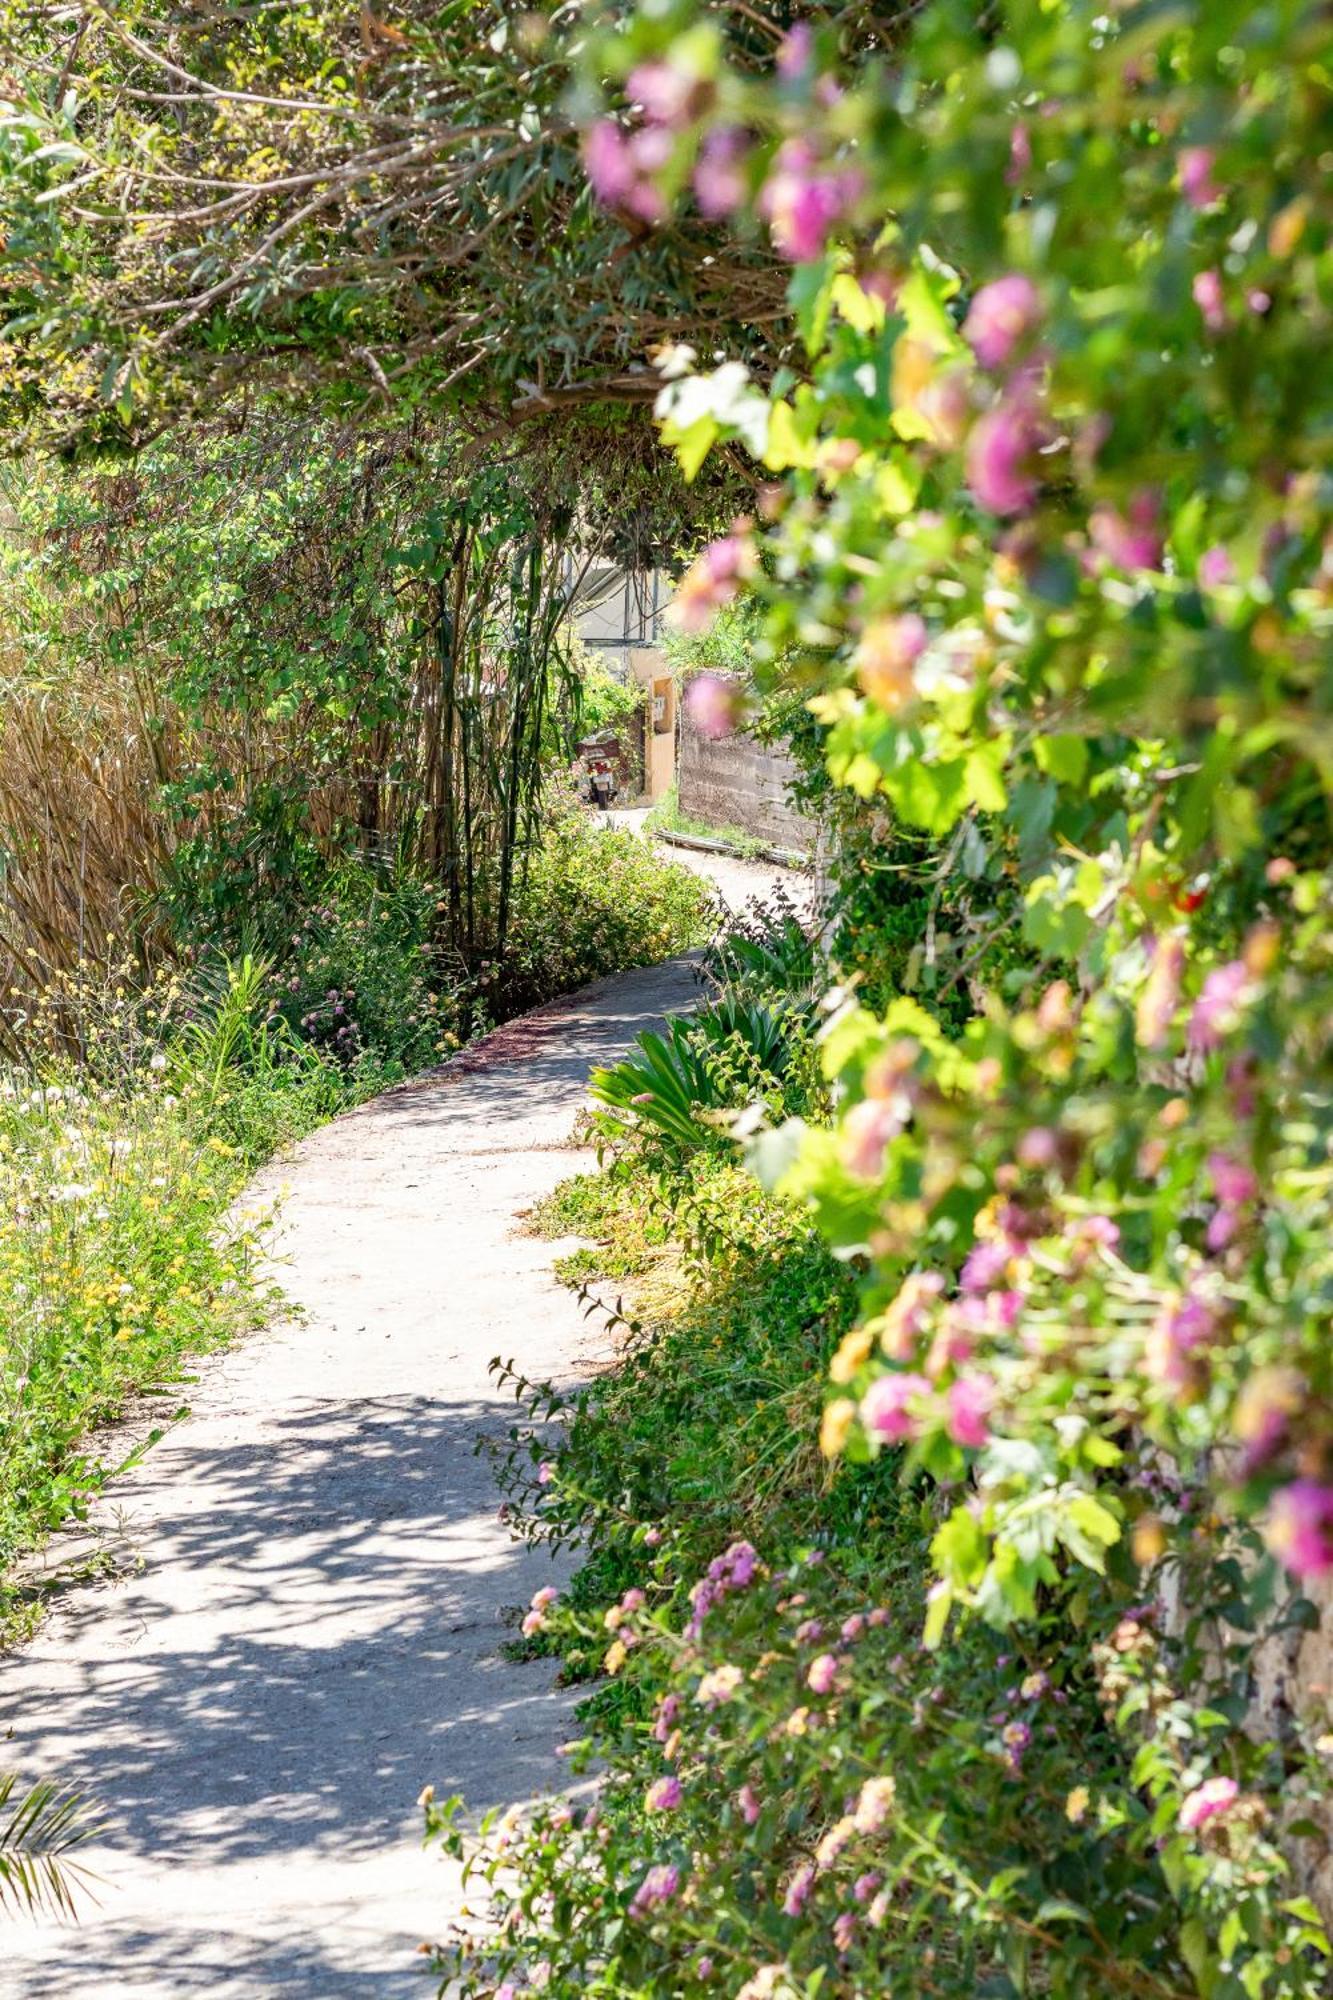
[1199,544,1234,588]
[841,1613,866,1643]
[833,1911,857,1952]
[1178,146,1220,208]
[807,1652,840,1695]
[531,1586,558,1610]
[1188,959,1251,1051]
[1247,288,1272,316]
[521,1609,545,1637]
[630,1862,680,1916]
[1006,122,1032,185]
[583,119,669,222]
[839,1095,909,1179]
[1179,1776,1239,1831]
[960,1239,1011,1294]
[852,1775,896,1833]
[674,535,753,635]
[1234,1366,1304,1475]
[1145,1289,1216,1391]
[1193,267,1226,333]
[760,139,863,262]
[644,1526,664,1546]
[627,59,702,126]
[652,1693,680,1742]
[693,127,748,218]
[737,1783,762,1825]
[646,1775,683,1811]
[854,611,928,713]
[537,1459,556,1485]
[964,275,1041,371]
[782,1861,816,1917]
[1266,1480,1333,1580]
[584,120,633,204]
[1016,1125,1059,1169]
[1207,1151,1258,1209]
[965,397,1043,515]
[947,1374,994,1450]
[853,1870,882,1904]
[697,1957,714,1981]
[860,1372,930,1444]
[1090,488,1164,571]
[776,22,814,79]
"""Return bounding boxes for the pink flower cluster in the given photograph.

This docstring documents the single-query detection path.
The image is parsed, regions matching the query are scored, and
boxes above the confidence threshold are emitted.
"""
[963,276,1041,372]
[1266,1479,1333,1581]
[685,672,746,741]
[759,139,864,263]
[1178,1775,1238,1832]
[674,532,755,637]
[1145,1286,1216,1393]
[687,1539,759,1637]
[521,1584,558,1638]
[629,1861,680,1917]
[584,119,673,224]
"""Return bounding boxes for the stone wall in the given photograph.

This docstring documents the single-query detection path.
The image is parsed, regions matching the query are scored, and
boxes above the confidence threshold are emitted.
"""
[678,675,810,853]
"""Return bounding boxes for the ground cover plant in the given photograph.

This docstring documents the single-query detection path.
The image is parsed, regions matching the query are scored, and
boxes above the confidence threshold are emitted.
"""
[420,0,1333,1993]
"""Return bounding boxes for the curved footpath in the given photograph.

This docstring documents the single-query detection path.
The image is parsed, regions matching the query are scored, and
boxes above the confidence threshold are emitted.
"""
[0,948,719,1997]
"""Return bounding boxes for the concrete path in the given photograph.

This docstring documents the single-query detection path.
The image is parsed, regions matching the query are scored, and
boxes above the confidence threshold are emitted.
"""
[606,804,810,913]
[0,956,712,1997]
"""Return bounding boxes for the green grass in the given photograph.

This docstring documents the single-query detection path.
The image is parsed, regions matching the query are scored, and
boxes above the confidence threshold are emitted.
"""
[642,784,771,862]
[0,1038,357,1633]
[512,1151,871,1696]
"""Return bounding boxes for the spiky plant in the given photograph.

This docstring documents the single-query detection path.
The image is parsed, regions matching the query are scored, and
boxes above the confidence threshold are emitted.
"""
[0,1773,100,1920]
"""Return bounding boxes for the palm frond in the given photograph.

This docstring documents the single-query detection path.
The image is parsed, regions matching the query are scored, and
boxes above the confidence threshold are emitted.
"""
[0,1772,101,1921]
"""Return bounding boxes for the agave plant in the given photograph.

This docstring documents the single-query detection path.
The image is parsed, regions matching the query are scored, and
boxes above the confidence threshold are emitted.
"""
[705,888,819,1007]
[0,1773,100,1920]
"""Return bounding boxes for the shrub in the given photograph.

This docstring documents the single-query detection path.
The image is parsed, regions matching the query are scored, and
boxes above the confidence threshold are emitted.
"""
[460,2,1333,1990]
[495,803,712,1017]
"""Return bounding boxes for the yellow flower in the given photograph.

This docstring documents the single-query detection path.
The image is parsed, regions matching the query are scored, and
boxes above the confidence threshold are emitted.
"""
[1131,1516,1166,1566]
[1065,1786,1090,1824]
[604,1639,628,1676]
[830,1325,875,1385]
[820,1398,858,1458]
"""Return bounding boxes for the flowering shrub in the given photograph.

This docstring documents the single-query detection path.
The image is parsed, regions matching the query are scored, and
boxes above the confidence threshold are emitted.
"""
[425,2,1333,1993]
[0,955,348,1626]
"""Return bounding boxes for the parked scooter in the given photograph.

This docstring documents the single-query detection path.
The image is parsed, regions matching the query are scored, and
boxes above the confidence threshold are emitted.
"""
[585,752,618,810]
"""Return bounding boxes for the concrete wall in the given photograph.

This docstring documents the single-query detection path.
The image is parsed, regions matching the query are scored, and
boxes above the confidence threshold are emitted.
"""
[678,673,810,853]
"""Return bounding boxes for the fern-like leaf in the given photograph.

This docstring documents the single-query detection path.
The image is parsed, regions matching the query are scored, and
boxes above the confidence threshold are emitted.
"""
[0,1772,101,1921]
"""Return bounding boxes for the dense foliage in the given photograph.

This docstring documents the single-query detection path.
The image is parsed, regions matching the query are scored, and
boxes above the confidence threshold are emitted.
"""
[0,0,799,448]
[421,1,1333,1995]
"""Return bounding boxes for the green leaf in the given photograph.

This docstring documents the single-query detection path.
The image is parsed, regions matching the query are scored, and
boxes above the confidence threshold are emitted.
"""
[922,1580,954,1650]
[1033,734,1089,787]
[932,1506,987,1586]
[1035,1897,1091,1925]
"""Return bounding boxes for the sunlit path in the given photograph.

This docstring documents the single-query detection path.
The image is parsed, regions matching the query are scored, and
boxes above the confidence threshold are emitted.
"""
[0,957,704,1997]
